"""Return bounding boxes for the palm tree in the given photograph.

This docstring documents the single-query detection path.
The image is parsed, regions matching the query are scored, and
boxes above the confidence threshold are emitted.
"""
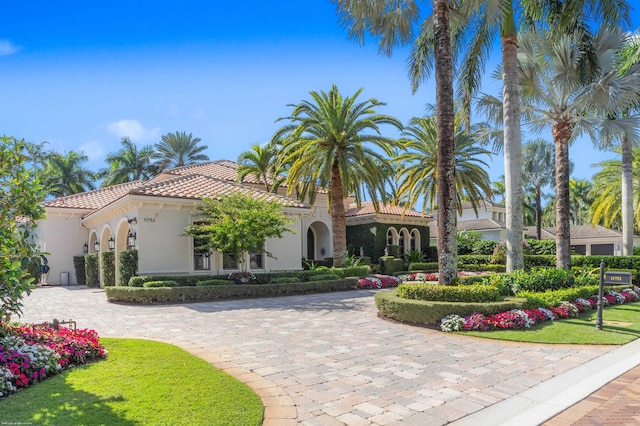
[332,0,458,283]
[522,139,555,240]
[153,131,209,171]
[569,179,594,225]
[518,27,640,268]
[99,137,157,187]
[237,143,281,192]
[394,113,493,216]
[43,151,96,197]
[591,147,640,233]
[273,85,402,268]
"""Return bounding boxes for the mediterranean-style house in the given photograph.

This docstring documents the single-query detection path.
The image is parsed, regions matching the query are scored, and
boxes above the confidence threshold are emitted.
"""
[36,160,432,285]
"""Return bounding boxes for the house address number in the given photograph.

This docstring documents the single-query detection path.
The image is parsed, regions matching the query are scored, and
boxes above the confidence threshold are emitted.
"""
[144,217,155,223]
[604,271,632,285]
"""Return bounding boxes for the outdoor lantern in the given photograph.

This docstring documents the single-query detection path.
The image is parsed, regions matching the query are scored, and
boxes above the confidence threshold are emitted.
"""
[108,236,115,251]
[83,242,88,254]
[94,241,100,252]
[127,231,136,249]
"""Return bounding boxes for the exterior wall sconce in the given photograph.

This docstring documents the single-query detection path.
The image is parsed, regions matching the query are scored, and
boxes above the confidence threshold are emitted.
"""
[83,243,89,254]
[108,236,115,251]
[94,241,100,252]
[127,231,137,249]
[128,217,137,225]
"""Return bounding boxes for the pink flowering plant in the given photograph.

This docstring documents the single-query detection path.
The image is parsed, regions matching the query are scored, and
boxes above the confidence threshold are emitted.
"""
[440,287,640,332]
[0,323,107,397]
[357,274,402,289]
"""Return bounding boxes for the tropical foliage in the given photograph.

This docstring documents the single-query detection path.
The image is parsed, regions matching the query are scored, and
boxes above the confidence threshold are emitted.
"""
[237,142,280,192]
[153,131,209,171]
[98,137,157,186]
[43,151,96,197]
[273,85,402,267]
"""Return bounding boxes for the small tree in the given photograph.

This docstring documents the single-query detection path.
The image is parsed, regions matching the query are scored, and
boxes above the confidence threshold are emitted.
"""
[185,193,295,271]
[0,136,47,320]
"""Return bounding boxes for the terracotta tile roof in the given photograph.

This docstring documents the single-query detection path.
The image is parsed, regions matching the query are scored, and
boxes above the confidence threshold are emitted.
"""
[43,181,143,210]
[345,202,430,218]
[164,160,268,186]
[130,174,307,208]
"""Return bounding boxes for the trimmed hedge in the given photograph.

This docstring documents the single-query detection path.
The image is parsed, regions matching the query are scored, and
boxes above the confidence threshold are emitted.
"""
[143,280,179,288]
[196,279,230,286]
[518,285,601,309]
[374,290,526,325]
[524,255,556,268]
[481,268,575,295]
[118,249,138,286]
[458,255,491,266]
[342,265,371,278]
[101,251,115,287]
[85,254,99,288]
[105,278,359,303]
[307,273,342,282]
[73,256,86,286]
[270,277,300,284]
[571,256,640,283]
[380,256,404,275]
[397,283,501,303]
[408,262,438,272]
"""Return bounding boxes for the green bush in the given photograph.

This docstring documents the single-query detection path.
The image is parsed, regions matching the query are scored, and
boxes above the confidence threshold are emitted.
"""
[118,249,138,286]
[196,279,230,286]
[571,256,640,284]
[387,245,400,258]
[455,275,491,286]
[472,239,498,255]
[374,290,526,325]
[270,277,300,284]
[307,273,342,282]
[101,251,115,287]
[341,265,371,278]
[460,264,505,273]
[106,278,359,303]
[73,256,86,285]
[524,255,556,268]
[143,280,179,288]
[380,256,404,275]
[408,262,438,272]
[527,238,556,255]
[481,268,575,295]
[397,283,501,303]
[518,285,602,309]
[458,255,492,267]
[85,254,99,288]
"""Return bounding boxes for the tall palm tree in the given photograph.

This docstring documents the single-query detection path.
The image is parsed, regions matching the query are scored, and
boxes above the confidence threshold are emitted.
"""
[153,131,209,171]
[518,27,640,268]
[99,137,157,187]
[591,147,640,233]
[237,142,281,192]
[569,179,594,225]
[394,114,493,216]
[332,0,458,283]
[273,85,402,268]
[522,139,555,240]
[43,151,96,197]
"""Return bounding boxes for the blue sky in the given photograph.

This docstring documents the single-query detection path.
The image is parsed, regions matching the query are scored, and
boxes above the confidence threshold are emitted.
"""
[1,1,638,189]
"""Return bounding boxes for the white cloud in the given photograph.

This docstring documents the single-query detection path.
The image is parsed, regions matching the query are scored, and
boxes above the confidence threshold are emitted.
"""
[78,140,107,161]
[106,119,161,142]
[0,39,20,56]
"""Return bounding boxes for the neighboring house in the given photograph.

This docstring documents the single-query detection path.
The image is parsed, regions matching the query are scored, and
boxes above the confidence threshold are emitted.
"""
[524,225,640,256]
[428,200,508,246]
[36,160,332,285]
[345,202,433,263]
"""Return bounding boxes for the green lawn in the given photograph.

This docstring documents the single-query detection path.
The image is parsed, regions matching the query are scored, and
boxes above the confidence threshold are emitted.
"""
[0,338,263,426]
[460,302,640,344]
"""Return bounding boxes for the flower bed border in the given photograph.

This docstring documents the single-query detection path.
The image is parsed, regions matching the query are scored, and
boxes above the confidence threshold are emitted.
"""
[374,289,527,325]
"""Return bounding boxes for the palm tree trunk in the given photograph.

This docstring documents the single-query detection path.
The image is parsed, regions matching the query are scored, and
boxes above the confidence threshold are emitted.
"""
[535,186,542,240]
[501,2,524,272]
[434,0,457,285]
[330,157,347,268]
[621,135,633,255]
[553,119,572,269]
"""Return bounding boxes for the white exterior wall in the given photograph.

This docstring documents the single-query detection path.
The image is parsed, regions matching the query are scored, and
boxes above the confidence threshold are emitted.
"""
[36,209,88,285]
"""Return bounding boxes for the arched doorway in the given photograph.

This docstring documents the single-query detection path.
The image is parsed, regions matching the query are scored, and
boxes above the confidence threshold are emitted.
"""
[306,221,331,261]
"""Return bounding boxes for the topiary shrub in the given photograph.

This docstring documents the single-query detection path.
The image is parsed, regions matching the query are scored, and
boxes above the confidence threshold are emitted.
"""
[118,249,138,286]
[143,280,179,288]
[73,256,86,285]
[85,254,99,288]
[101,251,115,287]
[342,265,371,278]
[397,283,502,303]
[408,262,438,272]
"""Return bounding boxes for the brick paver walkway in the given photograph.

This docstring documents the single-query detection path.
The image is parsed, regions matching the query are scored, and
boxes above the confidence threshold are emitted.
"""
[18,286,615,425]
[544,366,640,425]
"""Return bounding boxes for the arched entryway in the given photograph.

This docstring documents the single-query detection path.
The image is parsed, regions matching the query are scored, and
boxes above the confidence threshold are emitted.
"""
[306,221,331,261]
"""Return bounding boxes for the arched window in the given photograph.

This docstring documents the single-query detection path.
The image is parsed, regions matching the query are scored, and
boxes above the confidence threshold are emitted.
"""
[387,228,396,246]
[410,229,420,252]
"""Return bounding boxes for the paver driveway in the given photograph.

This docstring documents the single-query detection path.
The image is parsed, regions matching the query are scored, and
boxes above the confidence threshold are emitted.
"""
[18,286,612,425]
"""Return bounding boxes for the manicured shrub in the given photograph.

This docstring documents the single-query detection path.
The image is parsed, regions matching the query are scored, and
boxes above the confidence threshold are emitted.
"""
[526,238,556,255]
[196,279,230,286]
[380,256,404,275]
[374,290,525,325]
[101,251,115,287]
[85,254,99,288]
[143,280,179,288]
[73,256,86,285]
[397,283,501,303]
[524,255,556,268]
[118,249,138,287]
[518,285,602,309]
[481,268,575,295]
[458,255,491,267]
[471,239,498,255]
[270,277,300,284]
[307,273,342,282]
[342,265,371,278]
[407,262,438,272]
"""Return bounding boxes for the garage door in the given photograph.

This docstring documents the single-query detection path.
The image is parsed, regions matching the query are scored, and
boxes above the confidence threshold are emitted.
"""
[591,244,614,255]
